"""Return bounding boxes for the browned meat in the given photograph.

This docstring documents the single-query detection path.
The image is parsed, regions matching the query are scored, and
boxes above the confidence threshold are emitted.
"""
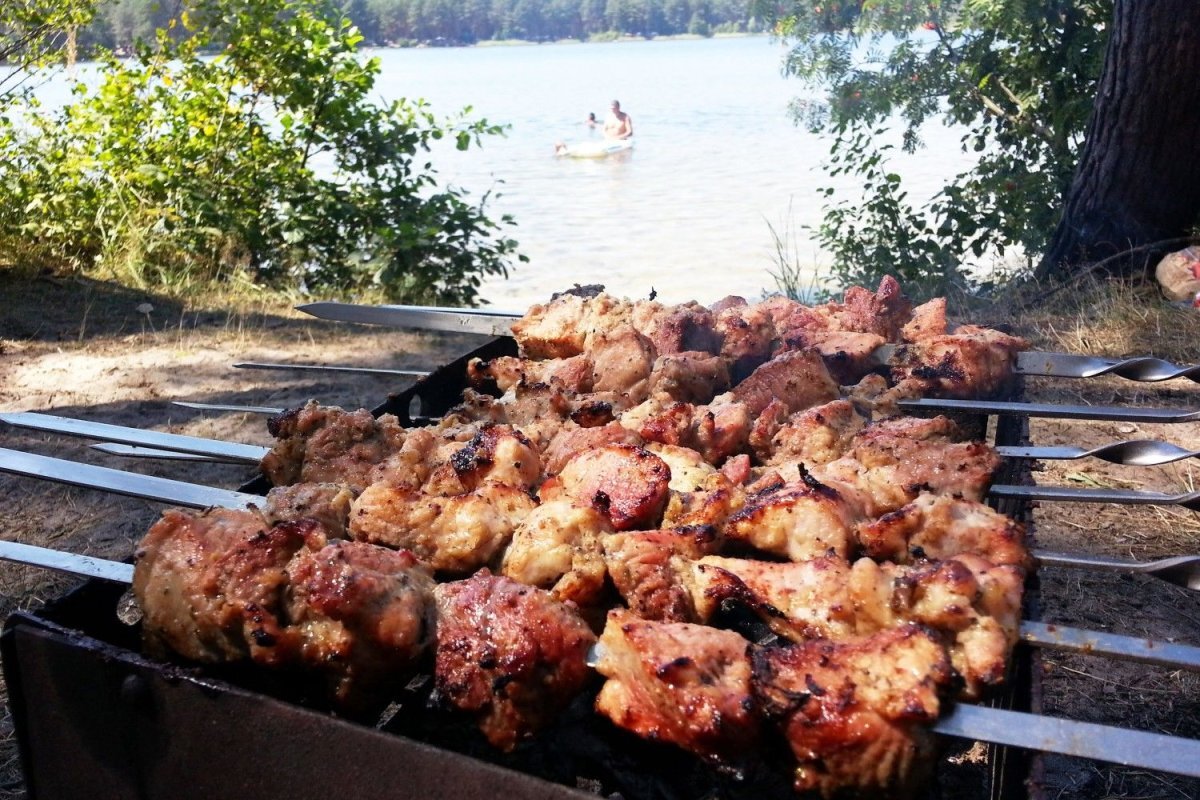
[134,507,306,664]
[263,482,356,538]
[434,572,596,751]
[594,610,760,764]
[449,423,542,492]
[541,444,670,531]
[633,396,753,465]
[349,482,536,574]
[589,324,657,405]
[261,401,410,490]
[752,625,952,799]
[901,297,947,341]
[714,300,774,381]
[647,351,731,404]
[284,538,436,707]
[631,300,722,355]
[467,353,595,394]
[723,476,861,562]
[134,508,436,711]
[691,555,863,640]
[888,325,1028,399]
[542,420,643,475]
[511,292,634,359]
[728,350,840,416]
[511,293,596,359]
[814,415,1001,516]
[692,554,1022,698]
[603,528,715,621]
[857,493,1032,569]
[837,275,913,339]
[781,330,887,384]
[755,399,866,467]
[500,499,613,607]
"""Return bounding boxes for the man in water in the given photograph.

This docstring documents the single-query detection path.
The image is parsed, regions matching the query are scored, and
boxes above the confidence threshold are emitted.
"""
[604,100,633,140]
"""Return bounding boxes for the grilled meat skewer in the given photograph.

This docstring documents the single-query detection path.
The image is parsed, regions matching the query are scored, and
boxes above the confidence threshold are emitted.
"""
[6,539,1200,782]
[5,447,1199,583]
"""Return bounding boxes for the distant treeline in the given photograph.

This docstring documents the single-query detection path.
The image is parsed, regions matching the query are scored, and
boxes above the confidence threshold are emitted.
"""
[76,0,763,51]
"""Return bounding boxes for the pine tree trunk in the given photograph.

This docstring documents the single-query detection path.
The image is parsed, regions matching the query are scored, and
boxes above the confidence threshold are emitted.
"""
[1036,0,1200,281]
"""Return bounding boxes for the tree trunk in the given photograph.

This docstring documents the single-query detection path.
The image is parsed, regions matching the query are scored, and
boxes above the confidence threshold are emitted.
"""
[1036,0,1200,281]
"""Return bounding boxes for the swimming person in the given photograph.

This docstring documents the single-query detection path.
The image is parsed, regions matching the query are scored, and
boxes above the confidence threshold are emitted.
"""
[603,100,633,140]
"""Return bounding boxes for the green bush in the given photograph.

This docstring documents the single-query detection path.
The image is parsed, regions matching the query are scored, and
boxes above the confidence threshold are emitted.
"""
[0,0,525,305]
[763,0,1110,300]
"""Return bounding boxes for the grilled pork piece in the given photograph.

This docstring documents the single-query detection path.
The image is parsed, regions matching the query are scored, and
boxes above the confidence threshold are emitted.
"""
[467,353,594,394]
[263,482,356,538]
[134,507,305,664]
[447,423,542,492]
[901,296,947,341]
[692,554,1023,698]
[723,474,861,562]
[541,420,643,475]
[781,330,887,384]
[434,572,596,751]
[284,538,437,707]
[262,401,412,490]
[888,325,1028,399]
[540,444,671,531]
[594,610,760,764]
[857,493,1032,569]
[630,394,754,464]
[349,481,536,574]
[752,398,867,467]
[813,415,1001,516]
[588,324,657,406]
[753,625,953,799]
[603,528,716,622]
[727,349,841,416]
[713,298,775,381]
[134,508,436,710]
[646,351,731,404]
[501,499,613,607]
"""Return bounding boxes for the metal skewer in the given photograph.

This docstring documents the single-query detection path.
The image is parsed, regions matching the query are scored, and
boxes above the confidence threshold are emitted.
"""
[173,401,287,415]
[2,538,1198,778]
[233,362,429,378]
[2,448,1199,593]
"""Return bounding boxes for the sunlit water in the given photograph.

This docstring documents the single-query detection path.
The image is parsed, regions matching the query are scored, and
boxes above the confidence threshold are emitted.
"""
[372,36,974,307]
[22,35,976,307]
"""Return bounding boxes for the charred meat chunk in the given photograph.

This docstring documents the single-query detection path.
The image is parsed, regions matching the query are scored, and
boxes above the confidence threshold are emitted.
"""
[434,572,596,751]
[541,444,670,531]
[752,625,953,799]
[594,610,760,764]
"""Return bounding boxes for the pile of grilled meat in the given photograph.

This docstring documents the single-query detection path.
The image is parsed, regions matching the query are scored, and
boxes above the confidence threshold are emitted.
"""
[131,277,1030,798]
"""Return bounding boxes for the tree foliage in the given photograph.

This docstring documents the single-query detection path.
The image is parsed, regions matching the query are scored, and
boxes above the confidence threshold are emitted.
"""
[0,0,525,304]
[73,0,758,50]
[1,0,95,101]
[759,0,1111,298]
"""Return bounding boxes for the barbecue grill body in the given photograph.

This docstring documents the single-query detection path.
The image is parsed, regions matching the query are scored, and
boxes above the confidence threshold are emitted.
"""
[0,583,592,800]
[0,335,1043,800]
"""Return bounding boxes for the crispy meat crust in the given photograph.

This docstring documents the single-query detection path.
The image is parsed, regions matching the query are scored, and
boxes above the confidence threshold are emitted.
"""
[594,610,760,763]
[752,626,952,799]
[434,572,596,751]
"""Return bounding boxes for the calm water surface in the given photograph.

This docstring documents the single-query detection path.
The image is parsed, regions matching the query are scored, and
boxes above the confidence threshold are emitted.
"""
[371,36,974,307]
[25,36,974,307]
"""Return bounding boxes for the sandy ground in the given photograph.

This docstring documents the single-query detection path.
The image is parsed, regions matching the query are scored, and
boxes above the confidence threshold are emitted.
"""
[0,273,1198,798]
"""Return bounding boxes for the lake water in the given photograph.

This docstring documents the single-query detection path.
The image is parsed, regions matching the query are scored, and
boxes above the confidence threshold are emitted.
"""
[369,36,975,308]
[24,35,976,308]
